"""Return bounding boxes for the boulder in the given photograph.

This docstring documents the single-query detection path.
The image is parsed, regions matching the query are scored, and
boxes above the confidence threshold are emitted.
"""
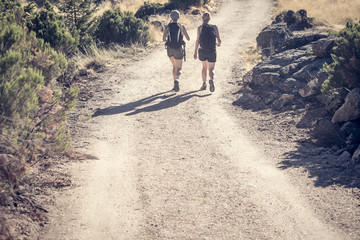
[266,47,309,67]
[339,122,360,141]
[324,88,348,114]
[332,88,360,123]
[279,78,306,93]
[292,58,333,83]
[337,151,352,166]
[273,10,313,31]
[312,37,336,58]
[271,97,293,111]
[299,78,319,97]
[313,118,342,145]
[284,33,327,50]
[253,72,280,87]
[232,93,260,109]
[256,23,293,56]
[279,55,316,78]
[351,145,360,165]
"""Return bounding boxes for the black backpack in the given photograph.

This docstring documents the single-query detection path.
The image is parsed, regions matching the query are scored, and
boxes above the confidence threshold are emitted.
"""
[166,22,185,49]
[200,24,216,51]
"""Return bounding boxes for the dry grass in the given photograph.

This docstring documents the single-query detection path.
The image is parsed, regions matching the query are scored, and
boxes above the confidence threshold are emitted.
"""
[74,44,145,70]
[239,44,262,72]
[276,0,360,29]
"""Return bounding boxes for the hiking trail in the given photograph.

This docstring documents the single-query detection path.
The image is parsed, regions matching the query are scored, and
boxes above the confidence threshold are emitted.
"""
[40,0,359,239]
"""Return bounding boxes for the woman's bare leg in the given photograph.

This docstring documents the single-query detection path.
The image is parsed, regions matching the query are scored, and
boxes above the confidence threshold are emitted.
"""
[174,59,183,81]
[170,57,183,81]
[201,61,208,83]
[208,62,215,80]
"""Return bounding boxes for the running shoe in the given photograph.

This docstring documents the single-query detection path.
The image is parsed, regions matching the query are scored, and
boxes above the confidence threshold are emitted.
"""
[200,82,207,91]
[173,80,179,92]
[209,79,215,92]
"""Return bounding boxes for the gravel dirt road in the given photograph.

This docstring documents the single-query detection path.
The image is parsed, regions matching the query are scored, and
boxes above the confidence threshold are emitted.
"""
[40,0,360,239]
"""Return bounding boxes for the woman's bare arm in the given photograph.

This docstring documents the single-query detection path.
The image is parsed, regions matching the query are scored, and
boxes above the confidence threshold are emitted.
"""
[162,26,168,42]
[214,25,221,47]
[194,26,201,59]
[182,25,190,41]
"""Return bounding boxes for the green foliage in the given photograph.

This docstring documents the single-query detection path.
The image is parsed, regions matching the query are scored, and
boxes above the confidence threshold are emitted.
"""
[28,1,78,56]
[322,22,360,93]
[94,8,150,45]
[168,0,210,10]
[135,2,166,19]
[0,1,75,189]
[58,0,98,51]
[32,40,68,85]
[0,23,44,118]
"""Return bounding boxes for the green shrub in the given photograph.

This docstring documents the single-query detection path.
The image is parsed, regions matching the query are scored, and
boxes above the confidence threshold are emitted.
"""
[135,2,165,19]
[94,8,150,45]
[32,39,68,85]
[0,23,44,118]
[27,1,78,56]
[168,0,210,10]
[322,22,360,93]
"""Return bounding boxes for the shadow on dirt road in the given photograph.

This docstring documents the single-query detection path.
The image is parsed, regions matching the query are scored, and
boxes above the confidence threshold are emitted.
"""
[92,90,211,117]
[279,142,360,189]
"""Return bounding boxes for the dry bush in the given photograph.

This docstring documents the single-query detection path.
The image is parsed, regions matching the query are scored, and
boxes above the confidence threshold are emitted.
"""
[276,0,360,29]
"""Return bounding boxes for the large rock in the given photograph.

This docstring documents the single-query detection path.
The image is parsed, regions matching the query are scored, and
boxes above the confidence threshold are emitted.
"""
[299,78,320,97]
[324,88,348,114]
[284,33,327,50]
[312,37,335,57]
[253,72,280,87]
[279,55,316,78]
[271,96,293,111]
[351,145,360,165]
[292,58,333,83]
[280,78,306,93]
[332,88,360,123]
[253,47,309,80]
[273,10,313,31]
[232,92,260,109]
[339,122,360,141]
[256,23,293,56]
[313,118,342,145]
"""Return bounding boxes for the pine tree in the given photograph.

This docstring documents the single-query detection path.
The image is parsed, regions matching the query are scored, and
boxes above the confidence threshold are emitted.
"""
[59,0,98,47]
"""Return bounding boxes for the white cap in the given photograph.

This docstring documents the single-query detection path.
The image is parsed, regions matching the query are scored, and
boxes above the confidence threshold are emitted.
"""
[170,10,180,21]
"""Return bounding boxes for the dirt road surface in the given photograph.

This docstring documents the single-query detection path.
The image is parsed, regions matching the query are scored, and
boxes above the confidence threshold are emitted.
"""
[40,0,359,239]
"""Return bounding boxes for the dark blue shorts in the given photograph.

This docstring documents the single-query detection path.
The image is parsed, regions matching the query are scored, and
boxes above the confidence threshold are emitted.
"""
[199,48,216,62]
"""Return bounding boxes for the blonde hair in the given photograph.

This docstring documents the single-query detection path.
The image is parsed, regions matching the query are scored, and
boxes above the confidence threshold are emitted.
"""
[202,12,211,24]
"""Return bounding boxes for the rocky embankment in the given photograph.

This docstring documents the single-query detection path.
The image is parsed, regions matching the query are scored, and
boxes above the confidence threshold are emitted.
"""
[234,10,360,173]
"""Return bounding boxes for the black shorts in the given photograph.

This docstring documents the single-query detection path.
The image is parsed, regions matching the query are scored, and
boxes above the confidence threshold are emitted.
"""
[198,48,216,62]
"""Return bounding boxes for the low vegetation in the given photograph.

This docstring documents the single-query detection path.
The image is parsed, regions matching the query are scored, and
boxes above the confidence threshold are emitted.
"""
[322,22,360,93]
